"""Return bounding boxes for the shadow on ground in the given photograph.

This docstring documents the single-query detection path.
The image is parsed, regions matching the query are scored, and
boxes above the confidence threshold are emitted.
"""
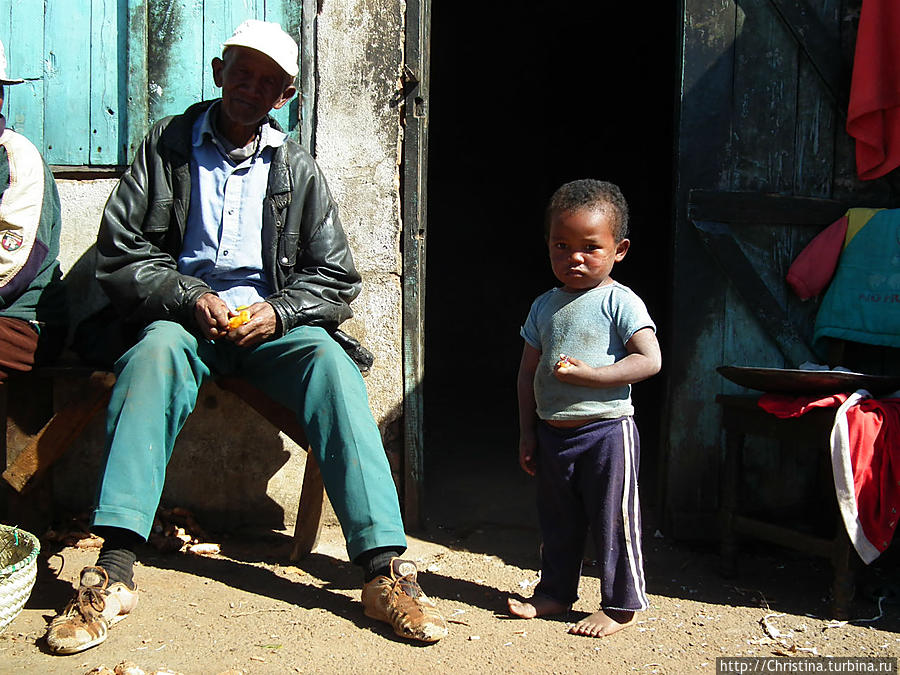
[27,405,900,639]
[419,411,900,633]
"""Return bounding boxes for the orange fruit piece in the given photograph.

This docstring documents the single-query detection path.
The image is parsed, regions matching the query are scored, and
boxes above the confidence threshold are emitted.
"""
[227,309,251,329]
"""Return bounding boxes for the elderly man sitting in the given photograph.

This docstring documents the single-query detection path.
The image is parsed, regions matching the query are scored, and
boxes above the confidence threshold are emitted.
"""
[44,20,447,655]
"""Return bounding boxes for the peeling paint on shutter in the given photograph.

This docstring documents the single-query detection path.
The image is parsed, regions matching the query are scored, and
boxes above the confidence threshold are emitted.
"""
[0,0,300,167]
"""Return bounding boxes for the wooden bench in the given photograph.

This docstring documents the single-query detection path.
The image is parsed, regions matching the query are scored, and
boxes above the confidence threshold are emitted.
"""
[716,393,854,618]
[1,366,324,561]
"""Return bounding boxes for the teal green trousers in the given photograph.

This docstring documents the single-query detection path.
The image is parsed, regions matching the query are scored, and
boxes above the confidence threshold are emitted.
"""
[91,320,407,561]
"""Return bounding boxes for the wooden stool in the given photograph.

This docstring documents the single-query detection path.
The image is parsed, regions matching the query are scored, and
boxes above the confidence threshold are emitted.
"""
[2,368,324,560]
[717,394,855,618]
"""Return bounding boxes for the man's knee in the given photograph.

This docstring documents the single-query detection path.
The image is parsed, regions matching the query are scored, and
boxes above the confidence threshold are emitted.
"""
[314,334,355,367]
[284,326,357,375]
[117,321,197,370]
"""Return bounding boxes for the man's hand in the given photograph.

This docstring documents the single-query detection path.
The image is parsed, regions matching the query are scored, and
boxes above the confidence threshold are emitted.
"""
[194,293,231,340]
[224,301,278,347]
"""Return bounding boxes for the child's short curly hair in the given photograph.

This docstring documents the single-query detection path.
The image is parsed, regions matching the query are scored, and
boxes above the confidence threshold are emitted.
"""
[545,179,630,242]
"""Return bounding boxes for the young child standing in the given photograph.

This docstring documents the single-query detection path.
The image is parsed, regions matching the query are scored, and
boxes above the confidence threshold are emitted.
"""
[507,179,661,637]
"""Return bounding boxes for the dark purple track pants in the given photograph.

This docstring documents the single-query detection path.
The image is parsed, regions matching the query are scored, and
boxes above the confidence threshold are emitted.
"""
[533,416,648,611]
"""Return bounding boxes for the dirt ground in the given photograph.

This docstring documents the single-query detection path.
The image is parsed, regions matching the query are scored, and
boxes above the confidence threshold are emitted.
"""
[3,444,900,674]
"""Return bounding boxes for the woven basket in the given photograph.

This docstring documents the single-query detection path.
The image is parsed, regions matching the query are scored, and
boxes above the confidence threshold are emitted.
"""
[0,524,40,632]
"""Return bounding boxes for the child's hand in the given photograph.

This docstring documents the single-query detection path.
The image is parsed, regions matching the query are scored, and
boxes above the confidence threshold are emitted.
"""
[518,434,537,476]
[554,354,589,382]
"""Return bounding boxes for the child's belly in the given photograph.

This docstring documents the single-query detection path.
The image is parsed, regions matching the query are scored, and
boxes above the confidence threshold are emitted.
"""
[544,416,603,429]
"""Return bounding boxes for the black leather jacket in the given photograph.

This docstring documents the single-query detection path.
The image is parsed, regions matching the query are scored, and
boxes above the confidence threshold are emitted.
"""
[96,100,360,338]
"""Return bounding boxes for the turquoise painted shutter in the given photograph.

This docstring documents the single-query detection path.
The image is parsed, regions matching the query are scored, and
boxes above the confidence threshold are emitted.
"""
[0,0,300,167]
[44,1,91,164]
[0,1,45,154]
[149,0,299,139]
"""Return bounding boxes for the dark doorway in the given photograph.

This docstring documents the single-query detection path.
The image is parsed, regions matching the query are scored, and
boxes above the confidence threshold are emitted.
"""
[424,5,678,523]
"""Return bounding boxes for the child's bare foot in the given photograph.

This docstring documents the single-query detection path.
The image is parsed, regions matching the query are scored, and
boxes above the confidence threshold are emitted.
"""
[507,595,569,619]
[568,609,635,637]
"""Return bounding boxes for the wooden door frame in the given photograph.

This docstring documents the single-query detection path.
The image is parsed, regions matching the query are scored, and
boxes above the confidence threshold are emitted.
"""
[299,0,317,152]
[401,0,430,529]
[264,0,429,527]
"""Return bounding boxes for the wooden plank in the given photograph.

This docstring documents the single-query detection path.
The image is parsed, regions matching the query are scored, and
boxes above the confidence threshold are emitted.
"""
[792,1,839,198]
[727,0,794,376]
[717,393,834,439]
[5,0,45,151]
[676,2,736,191]
[263,0,301,137]
[665,0,737,523]
[0,0,11,142]
[214,376,307,446]
[693,219,818,367]
[148,0,203,123]
[299,0,316,151]
[733,514,833,557]
[90,0,123,165]
[202,0,263,102]
[0,382,6,468]
[732,0,796,192]
[723,277,784,379]
[400,0,429,530]
[688,190,846,224]
[213,376,324,558]
[2,372,115,493]
[2,374,56,536]
[790,1,840,344]
[0,1,8,50]
[767,0,847,105]
[126,0,149,163]
[201,0,232,102]
[794,53,836,198]
[724,0,800,377]
[791,0,841,346]
[44,1,91,164]
[4,374,54,466]
[290,452,323,560]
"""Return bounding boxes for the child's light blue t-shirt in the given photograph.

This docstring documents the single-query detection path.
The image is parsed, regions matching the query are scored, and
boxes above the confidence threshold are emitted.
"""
[521,281,656,421]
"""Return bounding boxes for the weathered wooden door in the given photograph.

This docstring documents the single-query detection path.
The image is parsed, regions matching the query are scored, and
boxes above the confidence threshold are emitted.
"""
[665,0,899,535]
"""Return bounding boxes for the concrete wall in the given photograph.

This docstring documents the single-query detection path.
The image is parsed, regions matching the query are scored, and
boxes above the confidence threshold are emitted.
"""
[50,0,407,539]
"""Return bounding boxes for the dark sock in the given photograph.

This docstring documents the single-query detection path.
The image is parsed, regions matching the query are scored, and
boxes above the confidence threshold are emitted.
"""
[93,526,141,589]
[355,547,405,582]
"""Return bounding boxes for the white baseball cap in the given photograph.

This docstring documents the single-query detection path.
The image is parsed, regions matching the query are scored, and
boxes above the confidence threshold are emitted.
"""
[222,20,299,79]
[0,39,23,86]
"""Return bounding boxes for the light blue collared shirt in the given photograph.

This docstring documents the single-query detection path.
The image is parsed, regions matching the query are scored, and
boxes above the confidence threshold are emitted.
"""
[177,102,288,311]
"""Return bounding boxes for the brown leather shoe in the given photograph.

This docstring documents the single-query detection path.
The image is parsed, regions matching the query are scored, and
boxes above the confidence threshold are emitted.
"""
[361,558,448,642]
[45,566,139,654]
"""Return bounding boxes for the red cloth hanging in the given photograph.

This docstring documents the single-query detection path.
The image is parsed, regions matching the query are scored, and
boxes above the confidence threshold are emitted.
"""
[759,392,900,563]
[847,0,900,180]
